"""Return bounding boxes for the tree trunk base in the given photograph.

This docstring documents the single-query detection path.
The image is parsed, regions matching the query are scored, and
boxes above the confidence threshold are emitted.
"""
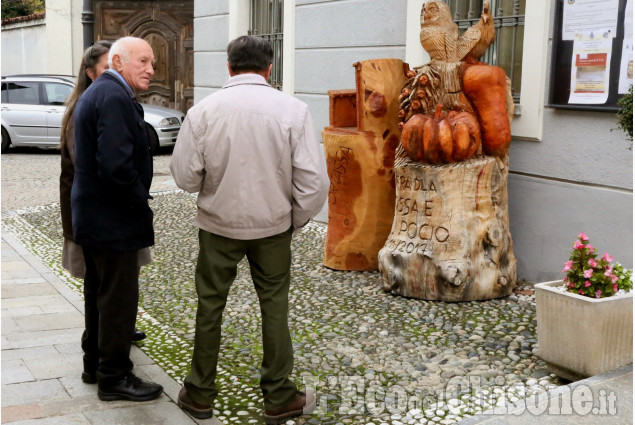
[322,59,408,271]
[378,148,517,301]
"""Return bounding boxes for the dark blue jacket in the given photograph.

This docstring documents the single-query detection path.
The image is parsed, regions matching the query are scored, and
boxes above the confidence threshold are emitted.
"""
[71,72,154,251]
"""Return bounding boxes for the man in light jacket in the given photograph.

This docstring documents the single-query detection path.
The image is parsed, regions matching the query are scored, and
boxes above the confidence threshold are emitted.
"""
[170,35,329,424]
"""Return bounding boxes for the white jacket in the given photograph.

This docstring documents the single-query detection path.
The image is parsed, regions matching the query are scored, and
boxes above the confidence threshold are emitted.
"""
[170,73,329,240]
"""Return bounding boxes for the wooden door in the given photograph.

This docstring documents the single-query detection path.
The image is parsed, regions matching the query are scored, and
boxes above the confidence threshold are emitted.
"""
[94,0,194,113]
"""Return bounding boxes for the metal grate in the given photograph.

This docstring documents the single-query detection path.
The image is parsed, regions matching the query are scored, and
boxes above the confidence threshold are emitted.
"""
[249,0,284,90]
[446,0,525,102]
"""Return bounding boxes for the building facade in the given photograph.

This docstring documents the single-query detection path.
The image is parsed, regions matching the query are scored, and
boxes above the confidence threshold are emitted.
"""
[193,0,633,282]
[1,0,84,76]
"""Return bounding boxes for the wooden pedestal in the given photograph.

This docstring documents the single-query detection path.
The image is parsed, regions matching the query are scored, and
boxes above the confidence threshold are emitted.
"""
[378,148,517,301]
[323,59,408,270]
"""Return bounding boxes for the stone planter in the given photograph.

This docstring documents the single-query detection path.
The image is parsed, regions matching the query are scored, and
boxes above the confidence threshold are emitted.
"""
[535,280,633,381]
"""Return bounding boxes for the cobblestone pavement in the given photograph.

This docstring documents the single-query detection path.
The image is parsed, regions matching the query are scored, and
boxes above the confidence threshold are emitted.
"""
[1,147,176,212]
[5,148,630,425]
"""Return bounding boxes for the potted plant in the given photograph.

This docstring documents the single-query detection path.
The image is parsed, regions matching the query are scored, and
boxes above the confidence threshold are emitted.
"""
[535,232,633,381]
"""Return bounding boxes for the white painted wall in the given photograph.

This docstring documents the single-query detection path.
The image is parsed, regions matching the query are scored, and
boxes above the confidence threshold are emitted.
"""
[193,1,229,103]
[1,0,83,77]
[70,0,84,75]
[1,20,47,75]
[46,0,74,75]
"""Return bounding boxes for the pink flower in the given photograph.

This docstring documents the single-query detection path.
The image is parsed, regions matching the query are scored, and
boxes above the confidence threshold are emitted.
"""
[587,244,595,253]
[584,280,591,287]
[562,260,574,272]
[579,290,585,295]
[569,282,575,288]
[595,290,602,298]
[583,269,594,278]
[573,240,585,249]
[605,269,613,277]
[602,252,613,262]
[587,259,597,267]
[611,274,619,284]
[613,284,619,292]
[578,232,589,241]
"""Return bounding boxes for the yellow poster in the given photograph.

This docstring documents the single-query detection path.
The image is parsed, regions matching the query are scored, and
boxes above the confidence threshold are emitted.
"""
[569,35,613,104]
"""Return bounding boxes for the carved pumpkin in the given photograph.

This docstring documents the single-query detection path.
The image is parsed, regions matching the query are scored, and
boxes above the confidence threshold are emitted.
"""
[401,105,481,164]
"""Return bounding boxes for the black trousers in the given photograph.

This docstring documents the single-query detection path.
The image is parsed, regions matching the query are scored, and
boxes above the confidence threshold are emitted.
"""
[81,248,139,386]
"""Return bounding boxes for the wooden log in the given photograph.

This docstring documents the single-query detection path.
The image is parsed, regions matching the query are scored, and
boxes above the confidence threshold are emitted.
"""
[323,59,408,271]
[378,147,517,301]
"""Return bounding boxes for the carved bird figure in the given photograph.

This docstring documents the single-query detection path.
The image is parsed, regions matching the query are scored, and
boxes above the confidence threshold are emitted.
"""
[458,1,496,64]
[420,1,459,62]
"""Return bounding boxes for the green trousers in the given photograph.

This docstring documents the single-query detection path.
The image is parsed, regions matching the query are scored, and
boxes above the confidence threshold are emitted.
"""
[184,228,297,410]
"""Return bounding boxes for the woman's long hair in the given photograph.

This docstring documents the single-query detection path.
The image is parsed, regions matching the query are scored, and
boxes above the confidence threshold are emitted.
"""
[60,40,112,149]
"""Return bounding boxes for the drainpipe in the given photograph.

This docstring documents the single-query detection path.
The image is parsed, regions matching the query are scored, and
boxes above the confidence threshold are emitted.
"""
[82,0,94,48]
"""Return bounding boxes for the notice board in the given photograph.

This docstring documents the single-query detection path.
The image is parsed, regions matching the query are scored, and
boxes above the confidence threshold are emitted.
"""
[549,0,632,111]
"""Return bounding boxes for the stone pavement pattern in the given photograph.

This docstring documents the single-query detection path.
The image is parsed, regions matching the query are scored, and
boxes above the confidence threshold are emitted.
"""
[1,149,175,212]
[2,150,632,424]
[461,364,632,424]
[1,231,221,425]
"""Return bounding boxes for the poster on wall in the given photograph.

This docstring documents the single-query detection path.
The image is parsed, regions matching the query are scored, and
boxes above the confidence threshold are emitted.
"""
[618,0,633,93]
[550,0,628,110]
[568,34,613,104]
[562,0,619,40]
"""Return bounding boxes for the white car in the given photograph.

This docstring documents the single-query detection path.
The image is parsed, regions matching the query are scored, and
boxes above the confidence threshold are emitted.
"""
[1,74,184,155]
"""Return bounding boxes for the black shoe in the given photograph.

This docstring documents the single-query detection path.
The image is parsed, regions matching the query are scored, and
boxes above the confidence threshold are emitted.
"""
[98,373,163,402]
[82,371,97,384]
[132,328,147,342]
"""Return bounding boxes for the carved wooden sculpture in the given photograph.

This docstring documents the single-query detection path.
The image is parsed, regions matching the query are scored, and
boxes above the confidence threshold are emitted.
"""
[378,1,517,301]
[398,1,512,163]
[322,59,408,270]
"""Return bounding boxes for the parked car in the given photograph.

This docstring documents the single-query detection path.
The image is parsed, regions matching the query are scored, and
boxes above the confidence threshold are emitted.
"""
[1,74,184,155]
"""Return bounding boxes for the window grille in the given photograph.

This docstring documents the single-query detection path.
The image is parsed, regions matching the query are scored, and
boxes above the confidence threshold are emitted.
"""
[249,0,284,90]
[446,0,525,103]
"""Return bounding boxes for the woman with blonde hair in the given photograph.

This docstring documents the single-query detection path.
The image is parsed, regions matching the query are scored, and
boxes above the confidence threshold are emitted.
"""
[59,41,148,384]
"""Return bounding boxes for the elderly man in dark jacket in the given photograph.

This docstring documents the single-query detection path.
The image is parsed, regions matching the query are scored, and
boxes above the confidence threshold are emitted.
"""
[71,36,162,402]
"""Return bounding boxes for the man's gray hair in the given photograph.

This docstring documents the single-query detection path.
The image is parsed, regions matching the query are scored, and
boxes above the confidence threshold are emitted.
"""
[108,36,140,67]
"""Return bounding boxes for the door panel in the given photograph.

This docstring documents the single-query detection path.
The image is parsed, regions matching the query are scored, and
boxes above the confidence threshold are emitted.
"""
[134,25,175,108]
[2,82,47,146]
[43,82,73,144]
[94,1,194,114]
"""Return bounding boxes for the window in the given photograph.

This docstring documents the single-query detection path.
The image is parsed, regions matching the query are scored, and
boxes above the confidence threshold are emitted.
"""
[249,0,284,90]
[3,82,41,105]
[44,83,73,106]
[448,0,526,103]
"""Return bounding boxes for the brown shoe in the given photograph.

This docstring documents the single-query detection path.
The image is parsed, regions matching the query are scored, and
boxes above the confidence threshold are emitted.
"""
[177,387,214,419]
[263,390,316,424]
